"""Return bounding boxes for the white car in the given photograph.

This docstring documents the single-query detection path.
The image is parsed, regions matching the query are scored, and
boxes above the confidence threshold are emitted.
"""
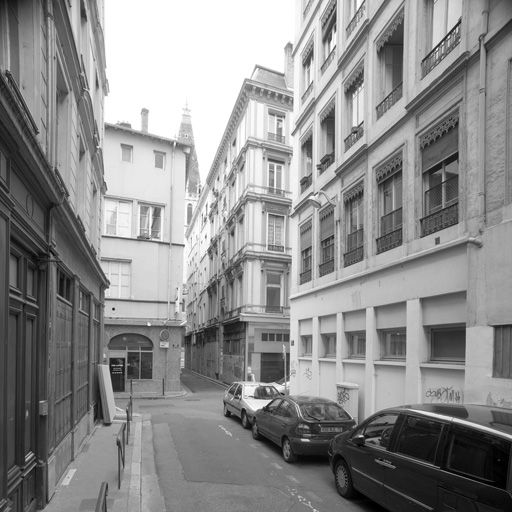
[223,382,281,428]
[269,377,289,395]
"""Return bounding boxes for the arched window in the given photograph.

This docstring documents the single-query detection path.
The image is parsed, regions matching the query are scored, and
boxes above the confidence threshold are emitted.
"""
[108,334,153,379]
[187,203,193,224]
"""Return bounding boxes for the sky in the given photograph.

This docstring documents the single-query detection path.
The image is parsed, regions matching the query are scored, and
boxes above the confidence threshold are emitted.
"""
[104,0,295,183]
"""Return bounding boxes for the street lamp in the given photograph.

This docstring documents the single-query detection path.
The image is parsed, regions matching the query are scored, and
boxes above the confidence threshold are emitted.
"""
[306,190,340,220]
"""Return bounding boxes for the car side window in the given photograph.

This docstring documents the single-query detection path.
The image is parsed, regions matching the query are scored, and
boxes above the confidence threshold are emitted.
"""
[446,426,510,489]
[227,384,236,397]
[395,416,443,464]
[276,400,295,418]
[233,384,242,399]
[267,399,283,412]
[356,413,399,449]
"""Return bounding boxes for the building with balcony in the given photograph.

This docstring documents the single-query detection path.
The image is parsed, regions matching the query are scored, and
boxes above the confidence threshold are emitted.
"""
[0,1,108,510]
[102,110,191,396]
[185,48,294,384]
[290,0,512,421]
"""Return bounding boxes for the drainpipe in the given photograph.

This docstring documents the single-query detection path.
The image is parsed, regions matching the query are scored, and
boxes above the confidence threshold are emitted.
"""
[166,141,177,322]
[477,0,489,228]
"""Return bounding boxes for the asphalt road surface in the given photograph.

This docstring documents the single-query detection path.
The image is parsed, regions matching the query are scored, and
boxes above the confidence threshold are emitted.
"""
[135,370,387,512]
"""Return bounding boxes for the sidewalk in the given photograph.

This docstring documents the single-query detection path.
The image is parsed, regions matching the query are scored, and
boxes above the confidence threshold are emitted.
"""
[42,412,143,512]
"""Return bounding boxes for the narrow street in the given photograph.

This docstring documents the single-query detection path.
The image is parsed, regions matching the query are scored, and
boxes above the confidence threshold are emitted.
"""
[134,370,386,512]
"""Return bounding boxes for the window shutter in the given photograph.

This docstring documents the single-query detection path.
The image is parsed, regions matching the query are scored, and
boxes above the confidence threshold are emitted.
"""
[421,113,459,170]
[300,220,312,249]
[320,207,334,240]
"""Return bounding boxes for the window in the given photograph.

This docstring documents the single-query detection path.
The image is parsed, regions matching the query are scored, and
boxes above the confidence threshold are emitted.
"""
[430,327,465,362]
[345,72,364,151]
[376,11,403,119]
[395,416,442,464]
[265,272,281,313]
[301,335,312,356]
[57,269,73,302]
[267,214,284,252]
[380,329,406,359]
[262,332,290,342]
[154,151,165,169]
[102,260,131,299]
[493,326,512,378]
[268,161,283,194]
[348,331,366,358]
[121,144,133,162]
[300,134,313,193]
[186,203,193,225]
[321,3,337,70]
[268,112,285,143]
[127,351,152,379]
[420,116,459,236]
[139,204,162,240]
[318,105,335,173]
[355,413,398,449]
[319,206,335,276]
[344,190,364,266]
[446,426,510,489]
[105,199,132,237]
[322,334,336,358]
[302,41,314,100]
[347,0,365,36]
[4,0,20,83]
[299,220,312,283]
[377,167,402,253]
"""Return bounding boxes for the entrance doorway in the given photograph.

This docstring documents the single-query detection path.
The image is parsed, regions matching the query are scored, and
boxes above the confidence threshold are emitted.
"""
[109,357,126,392]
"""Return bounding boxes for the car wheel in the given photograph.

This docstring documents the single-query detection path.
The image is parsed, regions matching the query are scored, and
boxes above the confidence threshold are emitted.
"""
[223,404,231,417]
[252,421,260,440]
[241,411,250,429]
[335,459,355,498]
[282,437,296,463]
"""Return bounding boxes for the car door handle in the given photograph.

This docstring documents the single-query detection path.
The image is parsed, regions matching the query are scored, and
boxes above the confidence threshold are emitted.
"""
[375,458,396,469]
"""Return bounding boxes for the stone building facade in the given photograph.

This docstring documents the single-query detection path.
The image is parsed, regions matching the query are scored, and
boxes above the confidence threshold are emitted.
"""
[102,111,190,395]
[0,1,108,510]
[185,53,294,384]
[290,0,512,421]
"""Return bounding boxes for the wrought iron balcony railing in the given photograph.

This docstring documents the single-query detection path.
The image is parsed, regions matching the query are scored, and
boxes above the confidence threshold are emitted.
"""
[376,82,403,119]
[347,0,365,36]
[376,228,403,254]
[344,122,364,151]
[319,259,335,277]
[300,173,312,194]
[321,47,336,74]
[302,82,313,103]
[317,152,335,174]
[421,203,458,237]
[267,132,285,144]
[300,269,312,284]
[344,246,363,267]
[421,19,461,77]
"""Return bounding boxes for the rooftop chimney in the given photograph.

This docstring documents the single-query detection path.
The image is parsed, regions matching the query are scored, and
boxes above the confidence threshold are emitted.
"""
[141,108,149,133]
[284,42,294,90]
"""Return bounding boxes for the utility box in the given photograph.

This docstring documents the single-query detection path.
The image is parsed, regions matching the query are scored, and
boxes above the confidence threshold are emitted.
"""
[336,382,360,424]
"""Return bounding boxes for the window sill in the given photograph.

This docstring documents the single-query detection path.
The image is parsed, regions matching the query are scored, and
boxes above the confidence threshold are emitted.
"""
[420,362,465,371]
[342,358,365,364]
[374,360,406,367]
[319,357,336,362]
[298,356,312,361]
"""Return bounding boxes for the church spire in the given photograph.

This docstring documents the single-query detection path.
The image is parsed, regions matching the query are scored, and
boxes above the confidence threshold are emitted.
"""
[178,104,201,196]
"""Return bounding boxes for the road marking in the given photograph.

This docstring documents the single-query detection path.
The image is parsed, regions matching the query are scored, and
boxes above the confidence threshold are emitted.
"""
[287,487,320,512]
[271,462,283,470]
[286,475,300,484]
[61,468,76,486]
[218,425,233,437]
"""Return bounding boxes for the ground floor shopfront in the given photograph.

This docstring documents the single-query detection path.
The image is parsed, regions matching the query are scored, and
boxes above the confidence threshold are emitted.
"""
[290,237,512,422]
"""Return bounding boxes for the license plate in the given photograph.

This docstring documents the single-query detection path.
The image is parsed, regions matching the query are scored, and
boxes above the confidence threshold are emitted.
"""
[321,426,343,433]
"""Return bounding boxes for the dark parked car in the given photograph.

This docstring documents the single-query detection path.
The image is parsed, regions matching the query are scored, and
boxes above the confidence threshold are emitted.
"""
[328,403,512,512]
[252,395,355,463]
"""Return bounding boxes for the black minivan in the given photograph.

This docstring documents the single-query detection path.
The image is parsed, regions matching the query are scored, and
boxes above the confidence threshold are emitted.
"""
[328,403,512,512]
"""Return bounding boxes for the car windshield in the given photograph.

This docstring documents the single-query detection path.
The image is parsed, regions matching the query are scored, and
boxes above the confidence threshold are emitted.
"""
[245,385,280,399]
[300,402,351,421]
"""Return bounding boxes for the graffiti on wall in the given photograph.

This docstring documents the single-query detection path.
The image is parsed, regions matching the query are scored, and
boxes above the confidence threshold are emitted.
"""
[304,367,312,380]
[425,386,464,404]
[486,392,512,409]
[337,387,350,406]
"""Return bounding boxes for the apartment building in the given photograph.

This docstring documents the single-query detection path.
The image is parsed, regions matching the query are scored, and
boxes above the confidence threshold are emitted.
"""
[290,0,512,422]
[185,50,294,384]
[0,1,107,510]
[102,109,191,395]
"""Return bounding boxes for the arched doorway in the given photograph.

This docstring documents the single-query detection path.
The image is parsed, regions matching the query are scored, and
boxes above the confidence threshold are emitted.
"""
[108,334,153,392]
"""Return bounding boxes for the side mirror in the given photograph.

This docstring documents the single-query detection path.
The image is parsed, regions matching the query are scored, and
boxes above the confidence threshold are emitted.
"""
[352,434,365,447]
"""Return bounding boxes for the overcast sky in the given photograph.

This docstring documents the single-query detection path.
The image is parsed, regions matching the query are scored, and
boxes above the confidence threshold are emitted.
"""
[104,0,295,183]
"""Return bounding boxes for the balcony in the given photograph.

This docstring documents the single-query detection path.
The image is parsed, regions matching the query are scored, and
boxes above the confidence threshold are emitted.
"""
[344,228,364,267]
[421,19,461,78]
[376,208,403,253]
[267,132,285,144]
[300,269,312,284]
[300,173,312,194]
[266,187,285,196]
[421,203,458,237]
[267,244,285,253]
[347,0,365,37]
[317,152,335,174]
[321,47,336,74]
[344,122,364,151]
[319,259,334,277]
[302,82,313,103]
[376,82,403,119]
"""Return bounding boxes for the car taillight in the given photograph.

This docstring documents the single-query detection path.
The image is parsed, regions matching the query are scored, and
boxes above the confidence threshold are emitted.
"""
[296,423,312,438]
